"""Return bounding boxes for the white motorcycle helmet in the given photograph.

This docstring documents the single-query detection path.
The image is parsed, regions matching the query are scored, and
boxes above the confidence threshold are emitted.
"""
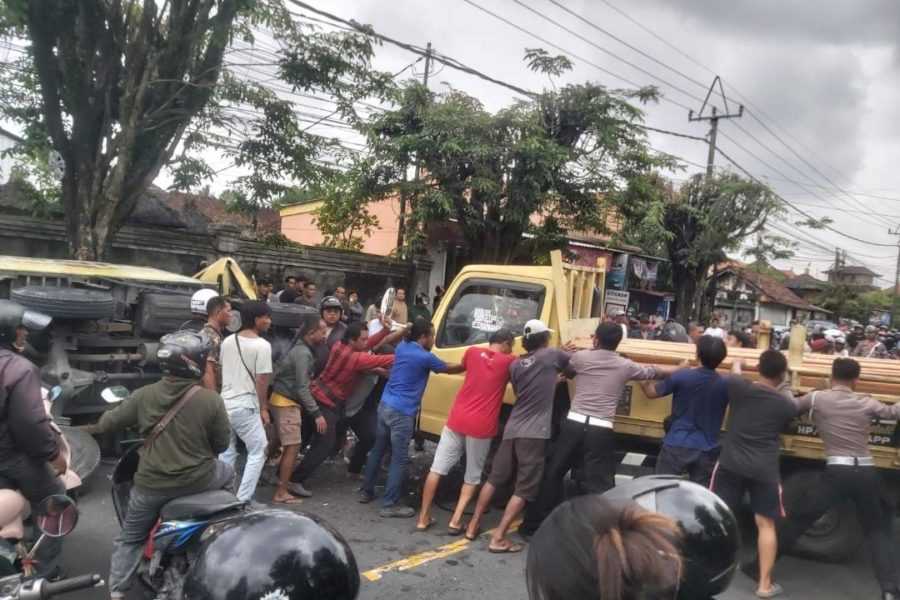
[190,289,219,316]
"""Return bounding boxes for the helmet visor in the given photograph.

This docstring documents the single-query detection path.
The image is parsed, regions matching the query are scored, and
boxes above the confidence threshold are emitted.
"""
[22,309,52,331]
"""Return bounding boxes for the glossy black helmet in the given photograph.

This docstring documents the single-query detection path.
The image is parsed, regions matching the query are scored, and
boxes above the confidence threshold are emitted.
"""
[658,320,690,343]
[182,509,359,600]
[0,299,51,345]
[603,475,741,599]
[320,295,343,315]
[157,330,212,379]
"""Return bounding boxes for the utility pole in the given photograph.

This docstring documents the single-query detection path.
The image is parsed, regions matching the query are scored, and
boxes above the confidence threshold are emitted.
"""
[890,227,900,327]
[689,76,744,178]
[396,42,433,253]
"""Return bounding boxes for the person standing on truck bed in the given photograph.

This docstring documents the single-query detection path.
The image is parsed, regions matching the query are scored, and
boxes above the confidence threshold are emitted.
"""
[521,322,676,536]
[416,329,516,533]
[638,335,729,487]
[465,320,574,552]
[710,350,796,599]
[772,358,900,600]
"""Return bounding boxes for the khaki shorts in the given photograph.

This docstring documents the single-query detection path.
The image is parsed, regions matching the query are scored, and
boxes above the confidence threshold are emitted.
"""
[430,426,492,485]
[271,405,302,446]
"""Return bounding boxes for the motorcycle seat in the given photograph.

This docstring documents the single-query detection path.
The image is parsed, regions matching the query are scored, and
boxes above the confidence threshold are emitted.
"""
[160,490,244,521]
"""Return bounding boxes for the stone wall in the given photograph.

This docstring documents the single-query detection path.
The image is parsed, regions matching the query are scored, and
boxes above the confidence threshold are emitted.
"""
[0,214,429,307]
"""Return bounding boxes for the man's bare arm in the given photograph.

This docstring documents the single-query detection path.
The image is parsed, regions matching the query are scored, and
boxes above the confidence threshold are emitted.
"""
[639,380,663,399]
[444,363,466,375]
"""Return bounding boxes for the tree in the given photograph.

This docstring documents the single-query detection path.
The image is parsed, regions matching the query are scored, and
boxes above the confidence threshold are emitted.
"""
[356,52,664,264]
[312,163,380,252]
[616,172,784,322]
[0,1,388,259]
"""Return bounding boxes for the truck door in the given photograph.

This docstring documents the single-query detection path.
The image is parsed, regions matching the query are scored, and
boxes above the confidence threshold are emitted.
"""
[419,276,549,438]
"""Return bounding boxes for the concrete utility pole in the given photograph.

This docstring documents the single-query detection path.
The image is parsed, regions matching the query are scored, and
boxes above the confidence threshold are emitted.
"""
[890,227,900,327]
[689,76,744,178]
[396,42,433,253]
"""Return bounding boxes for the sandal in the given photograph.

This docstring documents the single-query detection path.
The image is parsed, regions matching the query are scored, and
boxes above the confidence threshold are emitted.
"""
[464,527,481,542]
[756,583,783,599]
[488,542,524,554]
[271,495,304,505]
[416,518,437,532]
[447,524,464,536]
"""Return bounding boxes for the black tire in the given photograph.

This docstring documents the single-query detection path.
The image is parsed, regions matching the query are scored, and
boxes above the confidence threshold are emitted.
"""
[781,469,863,563]
[10,286,114,320]
[268,302,318,329]
[135,292,193,337]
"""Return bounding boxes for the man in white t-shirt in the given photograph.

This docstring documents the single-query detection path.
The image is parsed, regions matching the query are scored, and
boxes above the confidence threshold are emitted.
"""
[219,301,273,502]
[704,317,727,340]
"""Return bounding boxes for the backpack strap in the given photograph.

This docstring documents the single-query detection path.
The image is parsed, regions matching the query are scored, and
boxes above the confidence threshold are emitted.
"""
[143,385,203,449]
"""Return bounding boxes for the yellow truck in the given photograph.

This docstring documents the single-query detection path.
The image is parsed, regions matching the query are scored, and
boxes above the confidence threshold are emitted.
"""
[418,250,900,563]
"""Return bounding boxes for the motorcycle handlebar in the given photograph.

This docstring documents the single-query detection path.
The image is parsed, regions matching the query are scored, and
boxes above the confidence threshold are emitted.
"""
[40,574,102,598]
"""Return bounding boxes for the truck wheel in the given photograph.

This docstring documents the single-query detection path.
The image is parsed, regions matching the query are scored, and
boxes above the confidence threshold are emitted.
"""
[10,286,114,320]
[781,470,863,563]
[268,303,319,329]
[135,292,193,337]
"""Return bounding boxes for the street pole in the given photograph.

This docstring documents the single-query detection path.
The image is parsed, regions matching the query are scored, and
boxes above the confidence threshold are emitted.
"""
[396,42,433,254]
[890,227,900,327]
[688,76,743,179]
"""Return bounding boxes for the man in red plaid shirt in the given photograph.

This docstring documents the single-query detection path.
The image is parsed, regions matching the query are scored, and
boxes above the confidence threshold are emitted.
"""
[291,319,406,487]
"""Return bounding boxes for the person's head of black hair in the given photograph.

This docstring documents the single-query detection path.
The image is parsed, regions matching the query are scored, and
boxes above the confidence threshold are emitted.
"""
[728,330,753,348]
[284,275,297,285]
[523,330,551,353]
[594,321,623,351]
[297,312,322,338]
[408,317,435,349]
[342,321,366,344]
[697,335,727,369]
[239,301,271,332]
[280,288,299,304]
[256,276,273,286]
[810,331,825,341]
[526,495,682,600]
[832,357,861,382]
[489,328,515,346]
[206,296,228,318]
[758,349,788,381]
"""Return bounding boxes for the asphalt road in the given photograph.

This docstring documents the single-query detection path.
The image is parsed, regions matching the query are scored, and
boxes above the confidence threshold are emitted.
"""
[58,446,891,600]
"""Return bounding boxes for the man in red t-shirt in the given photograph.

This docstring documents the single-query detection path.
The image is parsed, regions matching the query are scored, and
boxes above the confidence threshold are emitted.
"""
[416,329,516,535]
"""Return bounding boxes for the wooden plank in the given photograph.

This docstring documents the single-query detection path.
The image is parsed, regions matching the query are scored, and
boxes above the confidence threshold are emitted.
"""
[550,250,571,344]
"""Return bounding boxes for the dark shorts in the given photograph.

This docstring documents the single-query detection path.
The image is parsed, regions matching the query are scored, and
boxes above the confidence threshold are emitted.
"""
[710,463,785,520]
[488,438,546,501]
[655,445,719,487]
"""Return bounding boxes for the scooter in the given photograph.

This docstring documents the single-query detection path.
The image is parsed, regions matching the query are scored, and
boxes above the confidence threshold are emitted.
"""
[103,387,246,599]
[0,495,103,599]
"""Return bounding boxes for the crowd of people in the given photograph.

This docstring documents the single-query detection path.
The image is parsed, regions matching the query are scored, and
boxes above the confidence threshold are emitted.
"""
[5,273,900,599]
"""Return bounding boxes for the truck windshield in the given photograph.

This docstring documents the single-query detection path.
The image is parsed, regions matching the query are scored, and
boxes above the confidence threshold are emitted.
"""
[437,278,545,348]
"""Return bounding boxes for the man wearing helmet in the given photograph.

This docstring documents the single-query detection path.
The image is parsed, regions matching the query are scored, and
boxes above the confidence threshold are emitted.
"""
[314,296,348,374]
[89,330,232,600]
[852,325,888,359]
[0,301,64,576]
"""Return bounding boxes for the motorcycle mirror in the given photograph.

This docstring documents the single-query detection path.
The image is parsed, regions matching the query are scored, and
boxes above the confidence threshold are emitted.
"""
[101,386,129,404]
[34,495,78,538]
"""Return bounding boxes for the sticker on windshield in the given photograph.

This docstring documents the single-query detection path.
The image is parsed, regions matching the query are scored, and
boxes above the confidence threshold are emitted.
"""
[471,307,503,332]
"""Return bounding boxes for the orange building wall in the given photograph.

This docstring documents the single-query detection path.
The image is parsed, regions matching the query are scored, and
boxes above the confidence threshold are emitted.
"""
[280,195,402,257]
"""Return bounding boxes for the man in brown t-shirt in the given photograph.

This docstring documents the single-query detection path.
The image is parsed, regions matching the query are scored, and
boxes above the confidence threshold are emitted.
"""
[200,296,232,392]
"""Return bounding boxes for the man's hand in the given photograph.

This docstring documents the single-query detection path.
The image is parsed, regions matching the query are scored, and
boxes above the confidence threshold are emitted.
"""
[261,408,271,426]
[371,367,390,378]
[381,315,394,330]
[315,415,328,434]
[561,341,578,353]
[50,453,67,476]
[731,358,744,375]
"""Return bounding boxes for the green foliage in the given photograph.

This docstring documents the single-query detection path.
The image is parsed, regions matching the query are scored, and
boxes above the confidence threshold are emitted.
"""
[615,172,784,321]
[818,285,894,322]
[311,162,381,252]
[357,55,666,264]
[743,234,796,270]
[524,48,573,78]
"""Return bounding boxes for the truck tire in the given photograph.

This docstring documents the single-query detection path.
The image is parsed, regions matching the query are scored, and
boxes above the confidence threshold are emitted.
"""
[10,286,115,320]
[781,470,863,563]
[134,293,193,338]
[268,302,318,329]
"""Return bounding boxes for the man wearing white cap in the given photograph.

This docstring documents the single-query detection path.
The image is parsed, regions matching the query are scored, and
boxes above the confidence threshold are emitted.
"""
[466,319,573,553]
[189,289,231,392]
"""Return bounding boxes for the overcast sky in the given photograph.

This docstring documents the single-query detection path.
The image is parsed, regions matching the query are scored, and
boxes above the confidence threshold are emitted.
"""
[296,0,900,284]
[6,0,899,283]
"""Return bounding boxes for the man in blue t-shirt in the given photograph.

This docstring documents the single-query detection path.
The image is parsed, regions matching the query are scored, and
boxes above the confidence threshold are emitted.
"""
[360,319,463,517]
[640,335,729,486]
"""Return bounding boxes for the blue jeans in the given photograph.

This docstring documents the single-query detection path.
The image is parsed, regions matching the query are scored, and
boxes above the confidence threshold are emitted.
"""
[363,404,415,507]
[220,406,268,502]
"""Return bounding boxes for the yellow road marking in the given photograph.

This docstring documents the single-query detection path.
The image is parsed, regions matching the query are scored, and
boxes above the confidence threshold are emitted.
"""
[362,520,521,582]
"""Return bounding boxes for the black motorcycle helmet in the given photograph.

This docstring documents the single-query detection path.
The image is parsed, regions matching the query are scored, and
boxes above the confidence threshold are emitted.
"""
[0,299,51,346]
[657,320,690,343]
[603,475,741,599]
[182,509,359,600]
[157,330,212,379]
[320,295,344,315]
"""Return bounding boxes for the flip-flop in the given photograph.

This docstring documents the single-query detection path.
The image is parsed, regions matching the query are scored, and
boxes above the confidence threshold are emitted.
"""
[271,495,304,505]
[416,518,437,532]
[488,542,524,554]
[447,524,464,536]
[464,527,481,542]
[756,583,783,599]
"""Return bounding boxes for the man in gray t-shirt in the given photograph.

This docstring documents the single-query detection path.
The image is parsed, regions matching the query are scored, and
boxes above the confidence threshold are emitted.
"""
[465,320,571,553]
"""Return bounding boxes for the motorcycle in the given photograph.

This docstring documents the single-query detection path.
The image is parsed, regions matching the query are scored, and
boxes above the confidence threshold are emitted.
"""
[0,495,103,599]
[104,387,246,599]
